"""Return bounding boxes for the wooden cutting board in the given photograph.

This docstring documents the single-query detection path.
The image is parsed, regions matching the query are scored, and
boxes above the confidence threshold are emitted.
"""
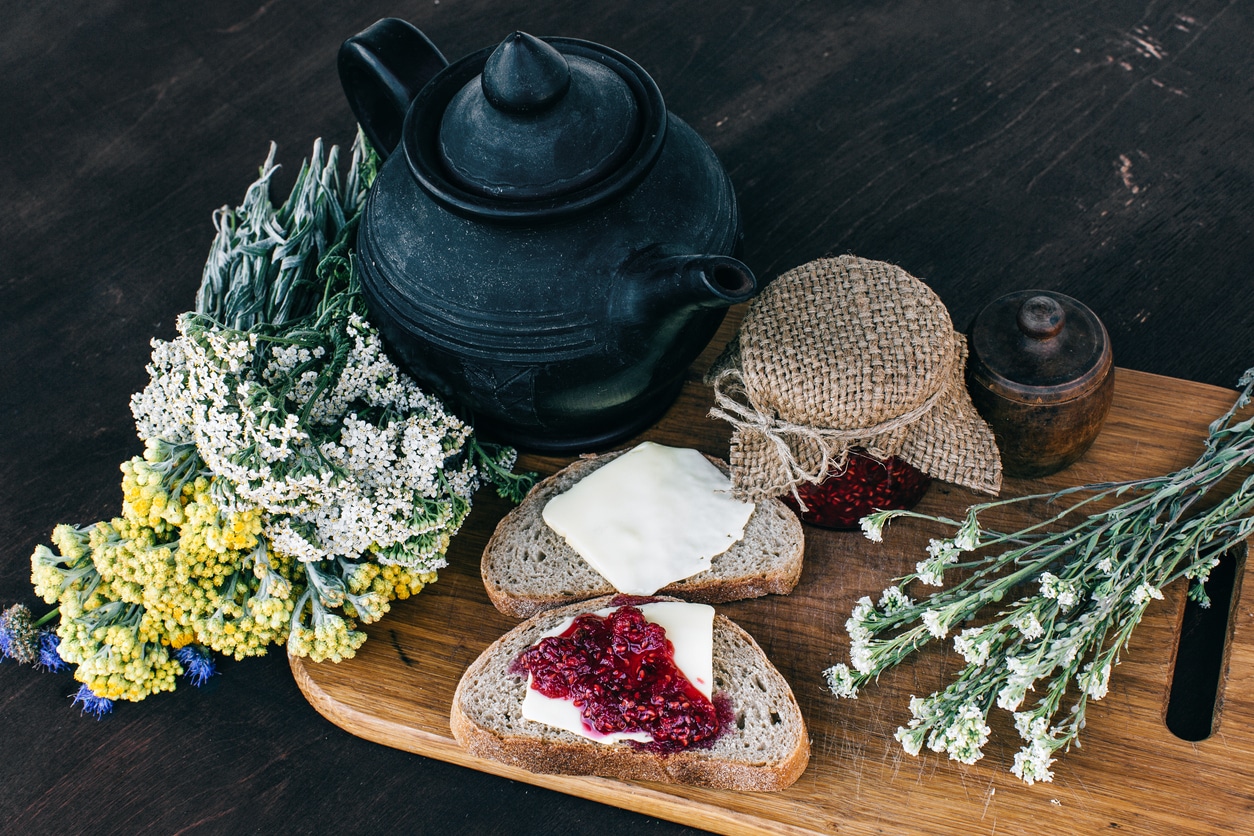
[291,316,1252,835]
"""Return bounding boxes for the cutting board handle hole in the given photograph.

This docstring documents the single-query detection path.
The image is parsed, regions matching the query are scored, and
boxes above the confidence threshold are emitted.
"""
[1164,544,1245,741]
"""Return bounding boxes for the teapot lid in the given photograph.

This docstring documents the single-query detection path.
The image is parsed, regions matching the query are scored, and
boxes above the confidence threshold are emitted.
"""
[437,33,640,200]
[403,33,667,221]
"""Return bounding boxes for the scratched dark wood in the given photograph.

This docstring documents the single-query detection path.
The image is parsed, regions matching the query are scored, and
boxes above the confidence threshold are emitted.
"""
[2,1,1253,834]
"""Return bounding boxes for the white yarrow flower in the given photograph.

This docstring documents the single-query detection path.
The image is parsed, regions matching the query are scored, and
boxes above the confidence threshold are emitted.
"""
[922,608,949,639]
[1014,711,1046,739]
[859,514,885,543]
[953,530,978,552]
[915,539,961,587]
[133,310,477,571]
[1039,572,1061,598]
[1131,582,1164,606]
[825,663,860,699]
[1012,610,1045,640]
[944,703,992,764]
[851,596,875,620]
[1039,572,1080,610]
[952,514,981,552]
[1080,661,1111,700]
[849,638,875,674]
[895,724,927,756]
[927,538,960,561]
[878,585,913,614]
[1011,741,1056,784]
[845,595,876,643]
[845,616,872,644]
[859,509,901,543]
[997,657,1037,711]
[915,560,945,587]
[953,627,993,666]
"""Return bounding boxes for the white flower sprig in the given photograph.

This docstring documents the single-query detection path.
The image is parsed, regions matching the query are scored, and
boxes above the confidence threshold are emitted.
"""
[827,368,1254,784]
[134,309,478,572]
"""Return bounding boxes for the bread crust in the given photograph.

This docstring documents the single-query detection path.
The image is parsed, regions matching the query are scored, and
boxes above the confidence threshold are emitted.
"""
[450,595,811,792]
[482,450,805,618]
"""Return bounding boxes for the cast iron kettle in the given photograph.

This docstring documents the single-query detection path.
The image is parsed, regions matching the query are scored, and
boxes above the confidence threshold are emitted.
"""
[338,19,759,452]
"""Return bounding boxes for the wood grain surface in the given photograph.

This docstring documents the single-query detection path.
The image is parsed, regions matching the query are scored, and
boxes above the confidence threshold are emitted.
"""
[4,2,1254,834]
[292,328,1254,835]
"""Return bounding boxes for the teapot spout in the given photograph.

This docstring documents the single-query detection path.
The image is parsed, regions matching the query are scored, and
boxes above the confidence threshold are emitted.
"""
[630,251,757,316]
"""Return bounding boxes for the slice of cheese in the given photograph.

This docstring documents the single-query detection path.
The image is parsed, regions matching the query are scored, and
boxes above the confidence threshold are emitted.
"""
[521,601,715,745]
[541,442,755,595]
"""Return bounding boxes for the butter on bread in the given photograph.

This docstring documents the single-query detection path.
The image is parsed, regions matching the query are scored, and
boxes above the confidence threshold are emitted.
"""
[481,449,804,618]
[450,594,810,791]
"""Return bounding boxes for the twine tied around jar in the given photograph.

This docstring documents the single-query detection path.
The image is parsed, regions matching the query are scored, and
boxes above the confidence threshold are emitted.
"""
[706,256,1002,504]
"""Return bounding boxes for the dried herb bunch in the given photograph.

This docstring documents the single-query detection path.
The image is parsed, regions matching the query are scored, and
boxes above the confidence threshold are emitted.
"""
[14,132,533,715]
[826,368,1254,783]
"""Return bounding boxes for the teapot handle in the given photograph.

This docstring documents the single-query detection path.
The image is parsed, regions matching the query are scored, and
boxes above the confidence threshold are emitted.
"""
[338,18,449,159]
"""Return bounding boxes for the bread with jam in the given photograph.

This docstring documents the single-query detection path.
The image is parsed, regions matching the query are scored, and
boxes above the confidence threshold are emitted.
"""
[481,449,805,618]
[450,594,810,791]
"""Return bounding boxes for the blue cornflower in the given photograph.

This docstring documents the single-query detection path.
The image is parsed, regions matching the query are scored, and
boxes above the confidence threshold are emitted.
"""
[71,683,114,719]
[175,644,217,687]
[36,630,69,673]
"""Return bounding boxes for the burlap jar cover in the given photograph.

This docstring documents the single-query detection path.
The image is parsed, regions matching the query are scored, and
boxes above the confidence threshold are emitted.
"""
[707,255,1002,503]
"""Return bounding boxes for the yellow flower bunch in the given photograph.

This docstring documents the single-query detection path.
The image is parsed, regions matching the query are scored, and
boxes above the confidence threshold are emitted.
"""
[32,437,441,700]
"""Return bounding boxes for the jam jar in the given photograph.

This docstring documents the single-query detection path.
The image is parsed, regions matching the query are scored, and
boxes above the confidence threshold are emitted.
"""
[781,448,932,530]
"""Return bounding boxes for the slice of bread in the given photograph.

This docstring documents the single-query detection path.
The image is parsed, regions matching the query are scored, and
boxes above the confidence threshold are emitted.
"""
[482,450,805,618]
[450,594,810,791]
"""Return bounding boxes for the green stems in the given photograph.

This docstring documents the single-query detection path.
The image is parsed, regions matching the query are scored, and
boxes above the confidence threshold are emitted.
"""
[829,367,1254,784]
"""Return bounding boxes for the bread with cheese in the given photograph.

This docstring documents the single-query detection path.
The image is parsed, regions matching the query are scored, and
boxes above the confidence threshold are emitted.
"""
[481,450,805,618]
[450,594,810,791]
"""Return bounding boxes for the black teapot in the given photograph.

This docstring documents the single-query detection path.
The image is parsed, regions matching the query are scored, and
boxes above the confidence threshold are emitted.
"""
[338,19,758,452]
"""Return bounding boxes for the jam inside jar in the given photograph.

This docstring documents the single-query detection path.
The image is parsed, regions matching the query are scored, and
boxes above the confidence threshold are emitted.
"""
[781,448,931,530]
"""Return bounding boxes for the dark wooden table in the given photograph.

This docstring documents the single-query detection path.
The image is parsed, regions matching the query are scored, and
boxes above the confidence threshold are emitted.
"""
[3,2,1252,834]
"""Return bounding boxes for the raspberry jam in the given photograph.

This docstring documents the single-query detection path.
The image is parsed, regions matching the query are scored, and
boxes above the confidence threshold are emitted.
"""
[781,448,931,530]
[516,605,723,753]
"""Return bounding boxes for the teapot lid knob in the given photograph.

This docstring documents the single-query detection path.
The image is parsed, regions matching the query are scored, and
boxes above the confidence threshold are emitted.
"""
[482,32,571,112]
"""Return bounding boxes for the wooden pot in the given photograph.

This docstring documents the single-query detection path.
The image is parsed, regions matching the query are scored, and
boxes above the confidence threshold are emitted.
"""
[966,290,1114,478]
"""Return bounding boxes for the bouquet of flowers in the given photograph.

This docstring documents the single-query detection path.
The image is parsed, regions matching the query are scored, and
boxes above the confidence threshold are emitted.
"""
[825,368,1254,783]
[2,131,531,716]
